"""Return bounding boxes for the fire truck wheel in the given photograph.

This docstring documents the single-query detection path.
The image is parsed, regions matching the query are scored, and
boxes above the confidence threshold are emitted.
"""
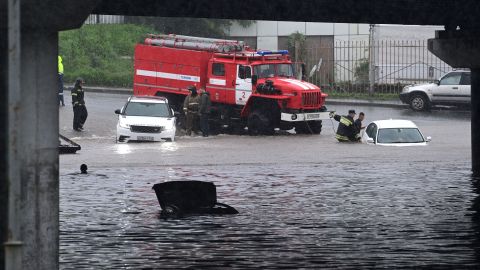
[247,111,274,136]
[296,121,322,134]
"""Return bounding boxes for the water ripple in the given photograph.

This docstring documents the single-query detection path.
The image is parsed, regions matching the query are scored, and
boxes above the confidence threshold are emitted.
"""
[60,162,480,269]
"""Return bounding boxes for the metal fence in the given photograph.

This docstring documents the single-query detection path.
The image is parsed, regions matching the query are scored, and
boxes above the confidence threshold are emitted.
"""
[84,15,125,25]
[305,40,457,94]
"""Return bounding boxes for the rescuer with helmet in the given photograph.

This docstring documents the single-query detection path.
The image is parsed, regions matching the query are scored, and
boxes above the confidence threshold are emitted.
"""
[71,78,88,131]
[331,109,360,142]
[199,88,211,137]
[183,85,201,136]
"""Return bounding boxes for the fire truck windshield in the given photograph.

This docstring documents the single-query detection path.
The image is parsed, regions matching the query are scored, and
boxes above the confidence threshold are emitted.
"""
[254,64,295,78]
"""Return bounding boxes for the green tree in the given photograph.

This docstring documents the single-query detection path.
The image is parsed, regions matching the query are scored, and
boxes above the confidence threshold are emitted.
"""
[59,24,155,87]
[125,17,254,38]
[287,32,306,63]
[354,58,370,84]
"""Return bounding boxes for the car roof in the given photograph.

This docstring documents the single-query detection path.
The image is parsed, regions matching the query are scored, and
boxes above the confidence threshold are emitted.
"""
[447,70,470,74]
[371,119,419,129]
[129,95,168,104]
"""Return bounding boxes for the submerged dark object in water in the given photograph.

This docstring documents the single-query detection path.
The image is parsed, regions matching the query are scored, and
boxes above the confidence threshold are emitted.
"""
[152,181,238,217]
[59,134,81,154]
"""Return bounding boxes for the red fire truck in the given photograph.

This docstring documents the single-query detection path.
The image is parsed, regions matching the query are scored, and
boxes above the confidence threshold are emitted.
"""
[133,34,330,135]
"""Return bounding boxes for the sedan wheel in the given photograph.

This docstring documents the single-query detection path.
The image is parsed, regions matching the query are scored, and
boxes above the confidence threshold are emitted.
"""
[410,94,429,111]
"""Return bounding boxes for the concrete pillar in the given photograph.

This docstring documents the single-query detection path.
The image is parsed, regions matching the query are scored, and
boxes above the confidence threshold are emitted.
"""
[1,0,98,268]
[6,26,60,269]
[17,30,61,270]
[472,69,480,176]
[1,7,8,270]
[428,29,480,175]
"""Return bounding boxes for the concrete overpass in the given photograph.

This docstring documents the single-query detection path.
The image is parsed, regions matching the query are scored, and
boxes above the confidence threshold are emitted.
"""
[2,0,480,269]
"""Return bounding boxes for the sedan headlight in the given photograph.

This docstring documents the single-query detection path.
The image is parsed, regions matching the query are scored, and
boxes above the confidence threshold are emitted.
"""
[401,86,410,93]
[118,119,130,128]
[164,119,175,130]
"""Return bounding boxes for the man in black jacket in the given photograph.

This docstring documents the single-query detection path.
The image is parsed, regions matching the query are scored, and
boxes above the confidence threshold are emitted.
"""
[332,109,359,142]
[354,112,365,137]
[71,78,88,131]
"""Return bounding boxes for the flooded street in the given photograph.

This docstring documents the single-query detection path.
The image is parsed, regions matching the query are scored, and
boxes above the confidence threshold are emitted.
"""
[59,93,479,269]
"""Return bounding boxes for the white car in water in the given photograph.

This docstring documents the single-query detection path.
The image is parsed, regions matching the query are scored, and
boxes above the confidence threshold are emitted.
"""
[361,119,431,146]
[115,96,176,142]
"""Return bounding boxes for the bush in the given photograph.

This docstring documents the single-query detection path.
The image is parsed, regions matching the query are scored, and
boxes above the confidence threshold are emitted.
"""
[59,24,155,87]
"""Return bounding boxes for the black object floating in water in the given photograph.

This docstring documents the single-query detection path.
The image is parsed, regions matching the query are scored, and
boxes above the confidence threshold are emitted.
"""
[59,134,81,154]
[152,181,238,218]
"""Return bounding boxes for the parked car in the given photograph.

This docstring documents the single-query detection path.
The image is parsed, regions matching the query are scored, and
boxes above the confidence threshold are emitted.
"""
[115,96,176,142]
[399,70,470,111]
[361,119,431,146]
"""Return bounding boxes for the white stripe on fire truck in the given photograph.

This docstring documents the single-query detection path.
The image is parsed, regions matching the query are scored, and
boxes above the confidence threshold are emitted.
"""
[134,83,183,91]
[209,78,226,86]
[136,69,200,83]
[207,85,236,91]
[279,79,316,90]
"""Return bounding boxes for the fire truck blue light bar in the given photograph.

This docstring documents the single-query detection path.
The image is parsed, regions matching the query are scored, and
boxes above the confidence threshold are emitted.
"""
[256,50,289,56]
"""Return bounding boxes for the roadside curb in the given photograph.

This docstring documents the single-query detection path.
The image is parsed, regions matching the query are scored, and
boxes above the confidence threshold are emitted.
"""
[83,86,133,95]
[75,85,406,109]
[326,100,407,109]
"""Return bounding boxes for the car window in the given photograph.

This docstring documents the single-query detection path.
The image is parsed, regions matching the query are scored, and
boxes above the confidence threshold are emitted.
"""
[124,102,171,117]
[238,65,252,79]
[212,63,225,76]
[277,64,295,77]
[377,128,424,143]
[440,73,462,85]
[254,64,275,78]
[461,73,471,85]
[253,64,294,78]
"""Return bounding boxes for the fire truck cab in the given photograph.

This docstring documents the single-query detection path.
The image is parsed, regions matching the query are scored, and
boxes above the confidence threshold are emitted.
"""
[133,34,330,135]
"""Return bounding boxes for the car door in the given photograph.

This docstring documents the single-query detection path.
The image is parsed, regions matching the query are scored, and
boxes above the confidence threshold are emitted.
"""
[235,65,252,105]
[432,72,463,103]
[363,123,378,144]
[459,72,471,103]
[206,62,227,103]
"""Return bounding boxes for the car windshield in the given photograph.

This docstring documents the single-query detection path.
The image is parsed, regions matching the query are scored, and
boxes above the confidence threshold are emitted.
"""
[377,128,424,143]
[124,102,171,117]
[253,64,295,78]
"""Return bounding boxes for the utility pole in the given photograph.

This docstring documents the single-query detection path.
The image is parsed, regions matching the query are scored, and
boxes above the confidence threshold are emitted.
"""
[368,24,376,95]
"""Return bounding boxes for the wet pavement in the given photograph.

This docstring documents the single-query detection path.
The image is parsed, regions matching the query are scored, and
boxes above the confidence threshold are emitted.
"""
[59,93,479,269]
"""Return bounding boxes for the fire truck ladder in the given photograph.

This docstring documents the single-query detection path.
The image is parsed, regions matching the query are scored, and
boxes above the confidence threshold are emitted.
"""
[145,34,244,53]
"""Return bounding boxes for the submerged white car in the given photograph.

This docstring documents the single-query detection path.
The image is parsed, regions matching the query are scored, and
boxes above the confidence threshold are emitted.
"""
[115,96,176,142]
[361,119,431,146]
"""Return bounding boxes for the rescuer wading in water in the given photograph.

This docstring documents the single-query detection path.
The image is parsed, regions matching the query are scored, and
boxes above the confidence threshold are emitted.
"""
[183,85,201,136]
[332,109,360,142]
[71,78,88,131]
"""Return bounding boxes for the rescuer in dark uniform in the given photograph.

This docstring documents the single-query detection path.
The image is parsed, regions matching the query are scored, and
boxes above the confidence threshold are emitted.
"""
[71,78,88,131]
[199,88,211,137]
[183,85,201,136]
[332,109,360,142]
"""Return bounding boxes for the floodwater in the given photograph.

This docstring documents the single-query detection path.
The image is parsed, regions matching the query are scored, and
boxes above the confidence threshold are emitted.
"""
[59,93,479,269]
